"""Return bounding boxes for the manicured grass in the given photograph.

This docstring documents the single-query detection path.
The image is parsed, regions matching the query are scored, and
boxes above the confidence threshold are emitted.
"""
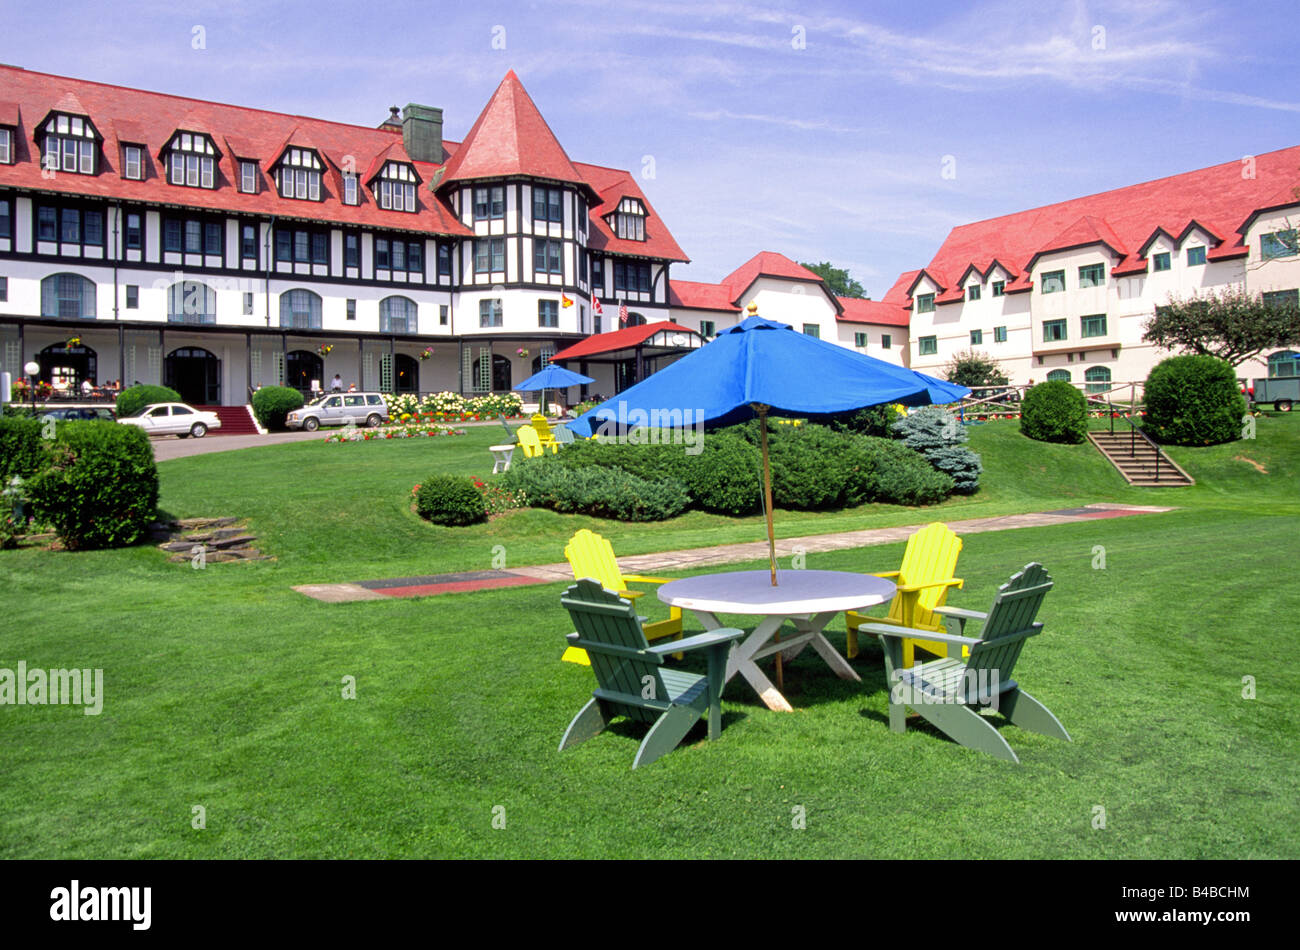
[2,416,1297,858]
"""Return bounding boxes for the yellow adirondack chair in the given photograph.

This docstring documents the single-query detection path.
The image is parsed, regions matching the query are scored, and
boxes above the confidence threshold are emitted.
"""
[562,529,684,665]
[846,522,964,667]
[531,413,559,448]
[516,426,557,458]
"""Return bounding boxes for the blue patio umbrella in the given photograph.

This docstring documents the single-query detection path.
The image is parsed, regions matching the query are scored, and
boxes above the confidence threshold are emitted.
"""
[515,364,594,415]
[567,313,970,584]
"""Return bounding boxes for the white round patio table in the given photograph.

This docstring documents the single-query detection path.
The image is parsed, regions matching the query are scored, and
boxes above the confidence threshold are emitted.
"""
[657,570,896,712]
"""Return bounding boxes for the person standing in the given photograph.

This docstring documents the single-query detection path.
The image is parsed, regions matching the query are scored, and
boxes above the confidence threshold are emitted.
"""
[331,374,343,392]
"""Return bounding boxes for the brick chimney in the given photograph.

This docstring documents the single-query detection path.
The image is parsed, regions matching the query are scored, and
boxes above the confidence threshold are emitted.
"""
[402,103,443,163]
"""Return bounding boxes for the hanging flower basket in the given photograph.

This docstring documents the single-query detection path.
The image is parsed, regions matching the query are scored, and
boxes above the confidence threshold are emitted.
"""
[419,346,435,361]
[317,344,334,357]
[516,347,529,358]
[66,336,82,348]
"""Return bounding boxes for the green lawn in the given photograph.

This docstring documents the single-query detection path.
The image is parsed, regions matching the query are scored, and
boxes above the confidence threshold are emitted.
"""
[1,415,1297,858]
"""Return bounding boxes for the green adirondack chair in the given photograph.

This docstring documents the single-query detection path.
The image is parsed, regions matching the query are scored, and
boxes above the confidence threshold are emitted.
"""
[859,563,1070,764]
[559,579,746,769]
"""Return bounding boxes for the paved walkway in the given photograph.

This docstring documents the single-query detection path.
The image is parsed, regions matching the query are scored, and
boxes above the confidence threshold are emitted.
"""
[294,503,1175,603]
[151,430,322,462]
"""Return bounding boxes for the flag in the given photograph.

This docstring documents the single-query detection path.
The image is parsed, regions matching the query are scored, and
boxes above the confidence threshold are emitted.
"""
[592,297,603,316]
[561,293,574,308]
[618,301,628,326]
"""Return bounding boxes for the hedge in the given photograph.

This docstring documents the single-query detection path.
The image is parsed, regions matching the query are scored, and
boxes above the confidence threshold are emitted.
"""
[414,475,488,526]
[1142,355,1247,446]
[1020,380,1088,444]
[116,384,181,418]
[25,421,159,549]
[251,386,305,431]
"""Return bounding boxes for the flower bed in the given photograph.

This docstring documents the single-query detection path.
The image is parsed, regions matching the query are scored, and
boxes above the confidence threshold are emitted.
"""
[382,391,525,420]
[325,424,467,443]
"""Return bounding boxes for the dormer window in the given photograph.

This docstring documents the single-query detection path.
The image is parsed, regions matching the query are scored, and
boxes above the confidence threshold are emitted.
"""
[123,145,143,180]
[165,131,217,188]
[239,160,258,194]
[612,197,646,241]
[375,161,417,212]
[0,127,12,165]
[342,172,359,206]
[40,113,99,175]
[275,147,322,201]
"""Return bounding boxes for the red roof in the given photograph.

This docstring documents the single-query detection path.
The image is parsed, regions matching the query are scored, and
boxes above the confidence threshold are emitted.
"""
[0,64,471,236]
[551,321,697,361]
[579,161,689,263]
[834,270,916,326]
[913,145,1300,297]
[668,279,739,312]
[437,70,591,196]
[721,251,826,302]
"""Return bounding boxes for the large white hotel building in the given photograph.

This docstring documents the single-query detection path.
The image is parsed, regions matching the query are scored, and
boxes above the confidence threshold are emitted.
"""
[0,63,1296,408]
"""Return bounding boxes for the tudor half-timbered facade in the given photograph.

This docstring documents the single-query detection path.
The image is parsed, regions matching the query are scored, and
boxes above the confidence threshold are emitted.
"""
[0,67,687,406]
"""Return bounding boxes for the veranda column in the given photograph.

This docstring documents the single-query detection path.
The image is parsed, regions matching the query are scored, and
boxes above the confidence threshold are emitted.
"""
[356,338,363,390]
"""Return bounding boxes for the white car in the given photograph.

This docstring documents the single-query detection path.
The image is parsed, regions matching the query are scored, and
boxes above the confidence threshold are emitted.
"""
[118,402,222,438]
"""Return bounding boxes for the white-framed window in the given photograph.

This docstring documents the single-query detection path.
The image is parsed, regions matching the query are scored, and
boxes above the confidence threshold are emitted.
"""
[343,173,359,206]
[0,127,11,164]
[123,145,143,180]
[275,147,322,201]
[166,131,216,188]
[613,197,646,241]
[239,161,258,194]
[41,113,98,175]
[473,186,505,220]
[375,161,417,212]
[379,295,417,332]
[479,298,503,327]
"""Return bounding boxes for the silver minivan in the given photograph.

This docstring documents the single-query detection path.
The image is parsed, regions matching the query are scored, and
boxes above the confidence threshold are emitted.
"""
[286,392,389,430]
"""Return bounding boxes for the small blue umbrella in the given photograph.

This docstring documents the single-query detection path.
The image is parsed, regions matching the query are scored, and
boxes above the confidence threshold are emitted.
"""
[515,364,594,415]
[567,314,970,584]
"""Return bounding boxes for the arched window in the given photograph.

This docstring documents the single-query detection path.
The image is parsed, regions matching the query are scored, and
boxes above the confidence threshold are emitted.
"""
[379,296,417,333]
[626,311,646,327]
[1046,369,1071,383]
[37,341,97,392]
[40,273,96,319]
[1085,366,1112,394]
[280,289,322,329]
[285,350,324,394]
[472,354,512,393]
[1267,350,1300,379]
[167,280,217,324]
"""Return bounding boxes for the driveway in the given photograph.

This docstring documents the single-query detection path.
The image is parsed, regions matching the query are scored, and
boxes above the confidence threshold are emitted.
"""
[150,430,324,462]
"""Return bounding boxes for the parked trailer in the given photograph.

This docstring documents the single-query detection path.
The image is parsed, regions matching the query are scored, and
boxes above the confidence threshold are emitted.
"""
[1252,377,1298,412]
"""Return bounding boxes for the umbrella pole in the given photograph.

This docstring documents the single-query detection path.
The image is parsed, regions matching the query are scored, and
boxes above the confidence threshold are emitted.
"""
[755,404,782,693]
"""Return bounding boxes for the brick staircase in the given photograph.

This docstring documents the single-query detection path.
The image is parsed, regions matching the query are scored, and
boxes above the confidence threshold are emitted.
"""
[199,405,262,436]
[1088,430,1194,486]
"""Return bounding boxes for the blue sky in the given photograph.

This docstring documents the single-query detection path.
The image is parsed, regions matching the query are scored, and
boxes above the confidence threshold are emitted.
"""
[2,0,1297,295]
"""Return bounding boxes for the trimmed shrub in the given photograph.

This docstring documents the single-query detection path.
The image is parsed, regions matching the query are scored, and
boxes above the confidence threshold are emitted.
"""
[116,384,181,418]
[892,406,983,493]
[682,432,762,515]
[415,475,488,526]
[856,436,955,506]
[0,416,45,484]
[1020,380,1088,444]
[818,403,906,437]
[764,423,876,510]
[501,458,688,521]
[1142,354,1247,446]
[552,437,693,484]
[252,385,305,431]
[26,421,158,549]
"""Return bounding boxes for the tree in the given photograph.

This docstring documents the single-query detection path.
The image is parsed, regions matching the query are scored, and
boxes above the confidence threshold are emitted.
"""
[800,261,866,298]
[1143,287,1300,366]
[943,350,1009,388]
